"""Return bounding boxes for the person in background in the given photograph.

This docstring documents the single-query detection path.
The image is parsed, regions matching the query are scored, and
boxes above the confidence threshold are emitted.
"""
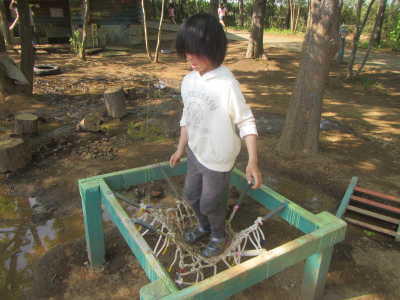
[217,3,227,28]
[168,2,176,24]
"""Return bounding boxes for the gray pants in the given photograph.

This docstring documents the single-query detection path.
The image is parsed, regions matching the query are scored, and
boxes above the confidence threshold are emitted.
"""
[183,148,230,239]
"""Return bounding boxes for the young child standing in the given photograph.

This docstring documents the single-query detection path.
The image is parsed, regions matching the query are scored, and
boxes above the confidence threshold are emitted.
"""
[169,13,262,258]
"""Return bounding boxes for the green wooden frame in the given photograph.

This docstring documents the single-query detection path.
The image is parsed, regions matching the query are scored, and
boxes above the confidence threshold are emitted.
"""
[79,160,347,300]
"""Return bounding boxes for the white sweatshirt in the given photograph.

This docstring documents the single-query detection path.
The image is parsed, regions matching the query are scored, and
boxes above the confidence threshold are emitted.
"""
[180,65,258,172]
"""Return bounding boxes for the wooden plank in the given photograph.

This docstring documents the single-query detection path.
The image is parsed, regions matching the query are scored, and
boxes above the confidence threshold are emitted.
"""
[336,177,359,218]
[98,180,177,293]
[351,195,400,214]
[354,186,400,204]
[79,181,106,267]
[80,160,187,190]
[231,169,321,233]
[347,205,400,224]
[162,218,346,300]
[140,279,172,300]
[302,247,334,300]
[345,217,397,237]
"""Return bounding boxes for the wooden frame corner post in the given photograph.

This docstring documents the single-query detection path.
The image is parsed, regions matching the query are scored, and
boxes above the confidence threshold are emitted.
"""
[80,180,106,267]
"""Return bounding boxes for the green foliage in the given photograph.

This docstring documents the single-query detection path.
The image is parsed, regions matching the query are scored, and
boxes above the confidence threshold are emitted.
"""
[389,16,400,51]
[69,29,83,55]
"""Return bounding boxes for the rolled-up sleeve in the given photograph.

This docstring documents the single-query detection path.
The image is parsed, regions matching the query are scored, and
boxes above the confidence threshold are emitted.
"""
[228,80,258,138]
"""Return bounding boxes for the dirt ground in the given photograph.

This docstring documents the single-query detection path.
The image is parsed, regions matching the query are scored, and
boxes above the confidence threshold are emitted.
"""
[0,32,399,300]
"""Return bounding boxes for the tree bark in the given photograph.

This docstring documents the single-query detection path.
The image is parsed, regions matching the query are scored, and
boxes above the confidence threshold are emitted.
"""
[277,0,339,155]
[141,0,152,61]
[373,0,387,46]
[357,0,386,75]
[17,0,34,94]
[0,1,12,47]
[239,0,244,27]
[104,87,127,119]
[153,0,166,63]
[79,0,90,60]
[346,0,376,79]
[246,0,266,59]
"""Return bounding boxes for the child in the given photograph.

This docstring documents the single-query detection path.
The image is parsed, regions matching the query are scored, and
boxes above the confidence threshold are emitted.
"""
[217,3,227,28]
[167,3,176,25]
[169,13,262,258]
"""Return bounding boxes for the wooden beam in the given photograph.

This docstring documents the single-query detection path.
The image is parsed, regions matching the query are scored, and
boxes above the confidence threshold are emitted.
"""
[162,216,346,300]
[351,195,400,214]
[345,217,397,237]
[347,205,400,224]
[354,186,400,204]
[80,181,106,267]
[231,169,323,233]
[98,180,177,293]
[336,176,358,218]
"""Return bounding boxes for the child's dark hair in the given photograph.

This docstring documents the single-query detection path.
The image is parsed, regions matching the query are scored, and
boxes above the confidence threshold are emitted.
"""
[176,13,227,67]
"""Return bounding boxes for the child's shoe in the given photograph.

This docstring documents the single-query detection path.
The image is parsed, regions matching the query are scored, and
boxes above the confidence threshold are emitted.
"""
[183,227,210,244]
[201,237,227,257]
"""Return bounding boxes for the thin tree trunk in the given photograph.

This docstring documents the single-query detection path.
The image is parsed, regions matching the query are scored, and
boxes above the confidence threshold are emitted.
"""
[357,0,385,75]
[79,0,90,60]
[246,0,266,59]
[153,0,166,63]
[0,1,12,47]
[17,0,34,94]
[142,0,152,61]
[239,0,244,27]
[373,0,387,46]
[277,0,339,155]
[346,0,376,79]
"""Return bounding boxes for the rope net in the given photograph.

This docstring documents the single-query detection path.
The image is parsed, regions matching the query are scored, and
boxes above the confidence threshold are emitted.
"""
[135,197,267,286]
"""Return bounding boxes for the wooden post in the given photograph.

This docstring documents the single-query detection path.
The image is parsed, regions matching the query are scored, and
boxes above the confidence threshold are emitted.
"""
[80,181,106,267]
[104,87,127,119]
[336,176,358,218]
[14,113,38,135]
[301,246,334,300]
[0,137,31,172]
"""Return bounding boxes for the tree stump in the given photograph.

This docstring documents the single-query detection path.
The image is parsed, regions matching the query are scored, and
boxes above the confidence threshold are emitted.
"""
[0,138,31,172]
[15,113,38,135]
[104,87,127,119]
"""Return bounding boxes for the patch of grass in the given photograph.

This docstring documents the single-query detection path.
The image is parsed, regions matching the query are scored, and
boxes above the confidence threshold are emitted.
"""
[127,121,165,142]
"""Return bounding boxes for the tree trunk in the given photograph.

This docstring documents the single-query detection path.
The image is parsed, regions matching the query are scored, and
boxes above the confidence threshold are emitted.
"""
[17,0,34,94]
[153,0,166,63]
[346,0,376,79]
[239,0,244,27]
[0,1,12,47]
[246,0,266,59]
[0,138,31,173]
[141,0,152,61]
[373,0,387,46]
[15,113,38,135]
[277,0,339,155]
[79,0,90,60]
[104,87,127,119]
[357,0,385,75]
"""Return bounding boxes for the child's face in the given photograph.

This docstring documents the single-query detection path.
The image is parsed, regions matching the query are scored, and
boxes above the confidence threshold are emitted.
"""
[186,54,216,75]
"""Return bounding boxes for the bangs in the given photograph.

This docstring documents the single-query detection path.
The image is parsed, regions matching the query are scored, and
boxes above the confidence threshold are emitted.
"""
[176,13,227,66]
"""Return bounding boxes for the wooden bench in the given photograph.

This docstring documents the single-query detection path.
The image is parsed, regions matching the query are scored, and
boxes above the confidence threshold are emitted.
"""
[336,177,400,241]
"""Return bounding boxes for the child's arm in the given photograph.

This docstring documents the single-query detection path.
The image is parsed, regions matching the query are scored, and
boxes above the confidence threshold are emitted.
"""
[244,134,262,189]
[170,126,188,167]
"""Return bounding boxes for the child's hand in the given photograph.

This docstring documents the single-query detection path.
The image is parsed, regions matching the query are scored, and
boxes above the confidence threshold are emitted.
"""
[246,162,262,189]
[169,150,183,167]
